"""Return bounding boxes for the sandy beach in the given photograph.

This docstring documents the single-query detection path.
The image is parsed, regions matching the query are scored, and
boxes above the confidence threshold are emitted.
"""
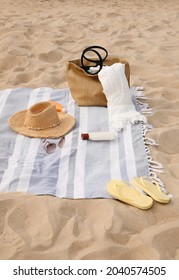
[0,0,179,260]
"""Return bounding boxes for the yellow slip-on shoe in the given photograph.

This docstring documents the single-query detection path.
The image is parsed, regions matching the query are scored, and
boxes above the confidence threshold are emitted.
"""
[106,180,153,210]
[132,176,170,204]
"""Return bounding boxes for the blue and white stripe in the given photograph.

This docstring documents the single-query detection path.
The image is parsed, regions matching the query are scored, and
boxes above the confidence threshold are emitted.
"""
[0,87,150,198]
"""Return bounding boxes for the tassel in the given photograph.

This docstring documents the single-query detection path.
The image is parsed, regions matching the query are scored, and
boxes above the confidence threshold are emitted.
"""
[144,137,159,146]
[134,86,170,195]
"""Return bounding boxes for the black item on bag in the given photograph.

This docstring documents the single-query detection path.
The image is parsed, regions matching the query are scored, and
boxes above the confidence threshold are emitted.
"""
[80,46,108,75]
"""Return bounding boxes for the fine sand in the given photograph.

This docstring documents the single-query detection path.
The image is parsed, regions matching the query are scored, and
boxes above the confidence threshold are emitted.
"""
[0,0,179,260]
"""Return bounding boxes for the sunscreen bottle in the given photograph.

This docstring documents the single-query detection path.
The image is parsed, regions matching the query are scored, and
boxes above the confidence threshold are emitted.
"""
[81,131,117,141]
[48,100,67,113]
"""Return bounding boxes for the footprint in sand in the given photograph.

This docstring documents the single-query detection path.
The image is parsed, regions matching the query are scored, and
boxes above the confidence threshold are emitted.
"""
[39,49,63,63]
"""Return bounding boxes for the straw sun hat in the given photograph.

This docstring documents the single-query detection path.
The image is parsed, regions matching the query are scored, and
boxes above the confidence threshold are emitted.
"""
[8,101,75,138]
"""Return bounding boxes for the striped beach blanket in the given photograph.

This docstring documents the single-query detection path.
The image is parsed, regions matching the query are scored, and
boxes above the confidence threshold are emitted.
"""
[0,87,151,199]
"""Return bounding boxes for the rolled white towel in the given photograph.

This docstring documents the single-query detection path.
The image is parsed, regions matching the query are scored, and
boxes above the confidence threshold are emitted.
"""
[98,63,147,131]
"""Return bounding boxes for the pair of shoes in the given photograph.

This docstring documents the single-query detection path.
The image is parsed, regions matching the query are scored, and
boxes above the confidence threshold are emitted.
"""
[106,176,170,210]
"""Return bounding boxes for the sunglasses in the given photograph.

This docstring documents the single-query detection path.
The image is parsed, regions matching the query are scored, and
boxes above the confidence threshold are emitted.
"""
[42,136,65,154]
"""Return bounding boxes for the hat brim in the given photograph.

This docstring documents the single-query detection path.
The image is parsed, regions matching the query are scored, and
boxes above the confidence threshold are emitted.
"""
[8,110,75,138]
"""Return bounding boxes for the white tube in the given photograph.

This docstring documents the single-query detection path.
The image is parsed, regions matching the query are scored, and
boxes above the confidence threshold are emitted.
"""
[81,131,117,141]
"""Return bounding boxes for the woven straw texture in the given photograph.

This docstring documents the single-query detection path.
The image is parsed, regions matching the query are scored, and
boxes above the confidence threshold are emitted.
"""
[8,102,75,138]
[66,56,130,106]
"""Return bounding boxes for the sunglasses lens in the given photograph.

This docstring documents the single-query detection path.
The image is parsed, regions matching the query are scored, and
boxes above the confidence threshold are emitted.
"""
[46,143,56,154]
[58,136,65,148]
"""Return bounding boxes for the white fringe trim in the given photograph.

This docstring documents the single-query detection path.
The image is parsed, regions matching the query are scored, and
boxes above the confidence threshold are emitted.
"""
[133,86,171,197]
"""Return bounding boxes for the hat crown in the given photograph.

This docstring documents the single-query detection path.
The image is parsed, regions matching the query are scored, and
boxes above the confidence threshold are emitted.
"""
[24,102,60,130]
